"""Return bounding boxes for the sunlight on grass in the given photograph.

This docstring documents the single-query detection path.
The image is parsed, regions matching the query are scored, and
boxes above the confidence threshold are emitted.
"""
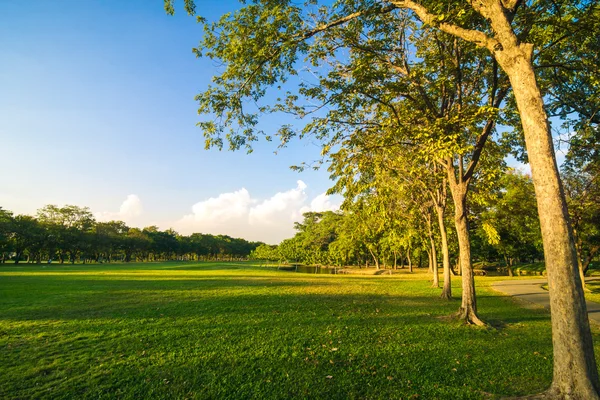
[1,262,597,399]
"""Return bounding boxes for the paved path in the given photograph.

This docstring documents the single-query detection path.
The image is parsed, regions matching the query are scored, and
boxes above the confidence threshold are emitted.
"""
[491,279,600,325]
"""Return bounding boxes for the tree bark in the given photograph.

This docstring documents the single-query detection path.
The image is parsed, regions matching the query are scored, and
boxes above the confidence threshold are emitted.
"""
[427,249,432,273]
[426,216,439,287]
[368,248,379,270]
[427,250,432,273]
[448,179,484,325]
[430,236,439,287]
[435,204,452,300]
[493,33,600,398]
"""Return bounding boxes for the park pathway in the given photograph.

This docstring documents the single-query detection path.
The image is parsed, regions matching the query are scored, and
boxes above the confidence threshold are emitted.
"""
[492,278,600,325]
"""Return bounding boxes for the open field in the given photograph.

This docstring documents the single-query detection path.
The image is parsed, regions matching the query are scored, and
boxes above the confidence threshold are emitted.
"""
[1,262,599,399]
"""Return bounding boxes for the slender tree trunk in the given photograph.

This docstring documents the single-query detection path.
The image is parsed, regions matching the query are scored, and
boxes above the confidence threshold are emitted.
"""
[435,204,452,300]
[583,246,600,276]
[494,38,600,397]
[449,180,484,325]
[368,248,379,270]
[427,250,432,273]
[426,216,439,287]
[407,251,413,273]
[504,256,514,277]
[430,237,438,287]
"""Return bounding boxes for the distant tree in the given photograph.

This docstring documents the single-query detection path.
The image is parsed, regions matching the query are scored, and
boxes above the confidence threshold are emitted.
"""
[93,221,129,262]
[10,215,44,264]
[479,171,543,275]
[36,205,96,264]
[0,208,13,263]
[250,244,279,263]
[562,131,600,281]
[125,228,151,262]
[292,212,342,265]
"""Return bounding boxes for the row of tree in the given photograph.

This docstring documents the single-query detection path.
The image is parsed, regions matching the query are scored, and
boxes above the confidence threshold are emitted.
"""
[172,0,600,396]
[0,205,261,264]
[254,167,598,280]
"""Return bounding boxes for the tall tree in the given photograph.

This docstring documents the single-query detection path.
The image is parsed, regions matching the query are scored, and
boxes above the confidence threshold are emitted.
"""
[388,2,600,395]
[171,1,600,395]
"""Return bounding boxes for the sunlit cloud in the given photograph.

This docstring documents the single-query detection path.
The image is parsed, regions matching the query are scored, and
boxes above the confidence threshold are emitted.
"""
[95,194,143,223]
[174,181,340,244]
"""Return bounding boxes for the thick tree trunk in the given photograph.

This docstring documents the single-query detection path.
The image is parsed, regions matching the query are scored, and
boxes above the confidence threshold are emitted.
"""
[573,232,587,290]
[435,204,452,300]
[495,41,600,398]
[449,181,484,326]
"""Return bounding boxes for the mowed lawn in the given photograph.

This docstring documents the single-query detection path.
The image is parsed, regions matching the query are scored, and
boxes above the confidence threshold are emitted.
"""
[1,263,598,399]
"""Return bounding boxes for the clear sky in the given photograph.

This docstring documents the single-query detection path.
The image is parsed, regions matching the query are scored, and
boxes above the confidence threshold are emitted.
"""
[0,0,341,244]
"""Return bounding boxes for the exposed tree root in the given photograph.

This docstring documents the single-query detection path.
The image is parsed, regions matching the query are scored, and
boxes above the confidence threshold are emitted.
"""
[502,387,600,399]
[501,391,550,399]
[440,289,452,300]
[455,308,488,327]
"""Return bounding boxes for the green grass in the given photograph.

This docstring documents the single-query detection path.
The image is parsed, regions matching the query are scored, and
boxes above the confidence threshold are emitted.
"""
[512,262,546,276]
[584,279,600,303]
[1,262,598,399]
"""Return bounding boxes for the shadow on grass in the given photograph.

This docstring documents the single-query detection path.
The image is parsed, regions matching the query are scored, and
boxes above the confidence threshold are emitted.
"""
[1,274,551,329]
[0,267,581,400]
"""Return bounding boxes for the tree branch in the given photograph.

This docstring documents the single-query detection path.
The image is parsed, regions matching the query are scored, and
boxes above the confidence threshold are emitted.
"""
[388,0,499,52]
[463,85,510,182]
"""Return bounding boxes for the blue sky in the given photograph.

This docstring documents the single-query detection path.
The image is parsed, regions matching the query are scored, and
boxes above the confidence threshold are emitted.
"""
[0,0,340,243]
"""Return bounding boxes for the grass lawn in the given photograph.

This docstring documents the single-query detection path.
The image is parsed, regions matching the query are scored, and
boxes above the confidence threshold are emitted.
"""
[584,280,600,304]
[1,262,598,399]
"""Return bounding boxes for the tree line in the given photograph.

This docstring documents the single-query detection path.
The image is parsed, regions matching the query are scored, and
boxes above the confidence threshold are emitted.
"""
[253,167,599,279]
[0,205,261,264]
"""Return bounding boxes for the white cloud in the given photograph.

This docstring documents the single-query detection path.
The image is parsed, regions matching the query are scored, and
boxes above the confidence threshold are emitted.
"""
[299,192,340,215]
[249,180,307,226]
[188,188,253,223]
[95,194,143,223]
[173,181,340,244]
